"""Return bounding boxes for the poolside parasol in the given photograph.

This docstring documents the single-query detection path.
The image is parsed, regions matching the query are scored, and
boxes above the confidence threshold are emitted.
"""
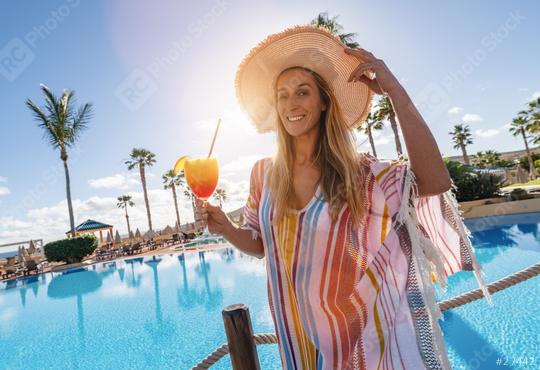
[115,230,122,244]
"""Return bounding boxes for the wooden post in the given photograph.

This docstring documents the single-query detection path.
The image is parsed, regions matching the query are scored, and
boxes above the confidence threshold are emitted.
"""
[222,304,261,370]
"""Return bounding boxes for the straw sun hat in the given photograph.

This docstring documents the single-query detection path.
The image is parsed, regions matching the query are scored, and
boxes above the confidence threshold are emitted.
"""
[235,25,374,133]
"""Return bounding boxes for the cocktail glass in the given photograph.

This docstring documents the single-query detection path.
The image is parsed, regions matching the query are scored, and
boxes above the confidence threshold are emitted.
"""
[184,157,219,234]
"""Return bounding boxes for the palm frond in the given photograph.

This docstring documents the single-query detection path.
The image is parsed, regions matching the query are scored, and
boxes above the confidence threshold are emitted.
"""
[67,102,93,146]
[40,84,61,120]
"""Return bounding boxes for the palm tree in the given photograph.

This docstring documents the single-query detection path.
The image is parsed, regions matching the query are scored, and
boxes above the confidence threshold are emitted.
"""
[450,124,473,165]
[311,12,360,48]
[375,96,403,156]
[509,115,538,179]
[213,188,227,209]
[522,98,540,145]
[163,170,185,233]
[184,187,197,227]
[125,148,156,231]
[357,112,384,158]
[117,195,134,239]
[472,150,501,169]
[26,84,93,237]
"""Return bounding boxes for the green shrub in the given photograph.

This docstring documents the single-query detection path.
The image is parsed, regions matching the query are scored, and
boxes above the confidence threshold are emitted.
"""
[444,159,503,202]
[44,235,98,264]
[519,153,540,171]
[534,159,540,172]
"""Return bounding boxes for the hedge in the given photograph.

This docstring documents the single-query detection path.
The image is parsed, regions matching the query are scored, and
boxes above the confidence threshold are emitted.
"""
[44,235,98,264]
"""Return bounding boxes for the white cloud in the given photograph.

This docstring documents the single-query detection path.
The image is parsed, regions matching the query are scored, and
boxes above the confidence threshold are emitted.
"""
[448,107,463,115]
[0,178,251,244]
[0,176,7,183]
[0,186,10,196]
[475,129,500,138]
[462,113,483,123]
[88,174,138,189]
[221,155,266,177]
[374,136,391,146]
[518,87,529,92]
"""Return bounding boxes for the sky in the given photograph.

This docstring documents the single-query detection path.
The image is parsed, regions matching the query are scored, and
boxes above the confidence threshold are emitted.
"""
[1,0,539,245]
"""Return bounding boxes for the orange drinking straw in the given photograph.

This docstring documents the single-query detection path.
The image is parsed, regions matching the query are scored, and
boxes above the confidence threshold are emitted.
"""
[207,118,221,158]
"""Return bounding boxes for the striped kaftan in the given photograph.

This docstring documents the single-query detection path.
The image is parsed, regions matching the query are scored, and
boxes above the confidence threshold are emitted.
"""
[241,153,490,370]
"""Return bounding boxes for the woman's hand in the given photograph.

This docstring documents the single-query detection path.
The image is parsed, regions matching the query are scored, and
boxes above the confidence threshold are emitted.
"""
[194,199,233,236]
[344,47,402,96]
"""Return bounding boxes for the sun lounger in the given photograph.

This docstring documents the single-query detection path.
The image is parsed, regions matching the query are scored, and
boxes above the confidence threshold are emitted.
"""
[23,260,39,275]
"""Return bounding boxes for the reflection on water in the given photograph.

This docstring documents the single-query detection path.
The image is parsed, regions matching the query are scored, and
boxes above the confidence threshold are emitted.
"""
[0,246,275,370]
[144,256,177,342]
[47,270,103,347]
[466,213,540,252]
[176,251,225,311]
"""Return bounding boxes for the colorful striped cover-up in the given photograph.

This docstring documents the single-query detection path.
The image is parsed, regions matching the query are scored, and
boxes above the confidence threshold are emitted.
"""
[241,153,492,370]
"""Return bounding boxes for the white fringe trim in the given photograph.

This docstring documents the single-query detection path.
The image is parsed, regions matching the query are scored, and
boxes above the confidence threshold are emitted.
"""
[411,243,453,370]
[396,168,449,291]
[396,168,491,370]
[240,225,261,241]
[442,189,493,306]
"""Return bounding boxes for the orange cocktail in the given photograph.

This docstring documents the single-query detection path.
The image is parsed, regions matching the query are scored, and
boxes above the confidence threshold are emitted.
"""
[184,157,219,201]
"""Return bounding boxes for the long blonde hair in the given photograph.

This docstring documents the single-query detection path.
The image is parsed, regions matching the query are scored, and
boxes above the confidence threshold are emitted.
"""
[266,67,368,227]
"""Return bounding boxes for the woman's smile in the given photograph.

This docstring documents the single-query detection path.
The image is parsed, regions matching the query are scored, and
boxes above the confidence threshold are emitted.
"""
[287,114,306,122]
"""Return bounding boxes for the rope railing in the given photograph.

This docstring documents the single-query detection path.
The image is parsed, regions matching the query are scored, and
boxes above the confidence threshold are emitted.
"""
[192,262,540,370]
[438,261,540,312]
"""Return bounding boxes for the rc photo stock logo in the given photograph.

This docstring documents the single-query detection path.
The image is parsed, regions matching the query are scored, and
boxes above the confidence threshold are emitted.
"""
[411,10,525,120]
[114,0,232,111]
[0,0,81,82]
[0,38,36,82]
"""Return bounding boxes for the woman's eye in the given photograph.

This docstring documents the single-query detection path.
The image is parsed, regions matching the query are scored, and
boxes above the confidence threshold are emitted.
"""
[298,90,307,96]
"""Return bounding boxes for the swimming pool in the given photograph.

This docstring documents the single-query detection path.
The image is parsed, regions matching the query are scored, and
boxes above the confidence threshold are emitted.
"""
[0,212,539,369]
[438,212,540,370]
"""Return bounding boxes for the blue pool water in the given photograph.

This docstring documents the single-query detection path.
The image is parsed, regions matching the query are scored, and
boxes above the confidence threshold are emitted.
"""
[1,213,539,370]
[438,212,540,370]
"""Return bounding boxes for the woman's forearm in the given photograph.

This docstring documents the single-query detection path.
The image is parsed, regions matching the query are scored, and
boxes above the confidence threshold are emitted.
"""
[386,84,451,196]
[222,222,265,259]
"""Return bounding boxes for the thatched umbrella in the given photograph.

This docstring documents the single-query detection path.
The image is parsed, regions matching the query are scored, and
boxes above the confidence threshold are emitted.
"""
[106,231,112,243]
[162,225,174,235]
[135,228,141,239]
[17,246,24,263]
[28,240,36,254]
[115,230,122,244]
[143,229,156,241]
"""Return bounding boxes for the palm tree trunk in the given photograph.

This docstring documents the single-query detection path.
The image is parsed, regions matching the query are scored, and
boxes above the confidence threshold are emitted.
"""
[460,144,470,165]
[522,128,538,179]
[62,150,76,237]
[139,164,153,231]
[389,114,403,156]
[190,195,197,228]
[172,184,181,233]
[367,125,377,158]
[124,206,132,239]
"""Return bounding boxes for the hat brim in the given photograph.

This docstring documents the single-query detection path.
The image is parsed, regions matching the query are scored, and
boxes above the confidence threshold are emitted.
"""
[235,25,374,133]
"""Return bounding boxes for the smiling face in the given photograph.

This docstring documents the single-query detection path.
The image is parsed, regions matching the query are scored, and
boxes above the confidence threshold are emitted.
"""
[276,68,327,137]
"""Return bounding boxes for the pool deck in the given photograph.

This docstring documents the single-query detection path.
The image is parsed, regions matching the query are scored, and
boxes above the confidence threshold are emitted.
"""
[460,197,540,219]
[4,197,540,282]
[1,242,230,281]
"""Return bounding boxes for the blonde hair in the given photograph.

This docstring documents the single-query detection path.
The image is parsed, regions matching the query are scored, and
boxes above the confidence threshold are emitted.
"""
[266,67,368,227]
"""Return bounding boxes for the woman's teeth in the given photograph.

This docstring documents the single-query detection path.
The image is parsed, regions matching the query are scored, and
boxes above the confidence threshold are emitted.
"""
[287,115,305,122]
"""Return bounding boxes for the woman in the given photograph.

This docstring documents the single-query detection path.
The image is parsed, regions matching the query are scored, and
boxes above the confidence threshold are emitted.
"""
[197,26,490,370]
